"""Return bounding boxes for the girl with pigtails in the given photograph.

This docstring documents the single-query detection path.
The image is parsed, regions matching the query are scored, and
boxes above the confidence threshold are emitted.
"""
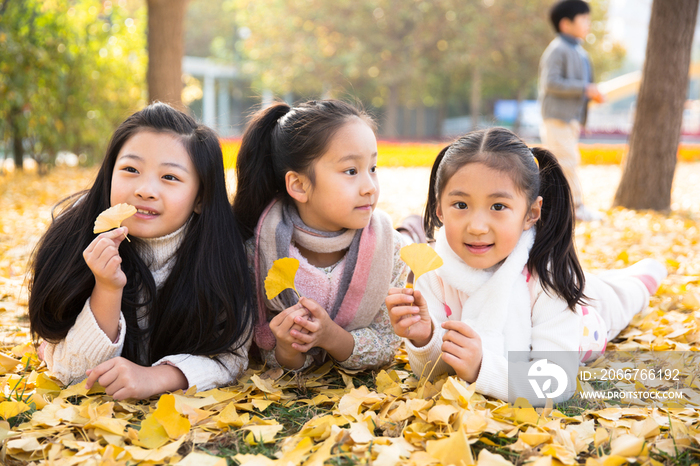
[386,127,666,405]
[234,100,408,372]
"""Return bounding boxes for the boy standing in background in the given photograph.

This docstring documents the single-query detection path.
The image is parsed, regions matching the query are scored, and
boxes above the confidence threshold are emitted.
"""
[539,0,605,221]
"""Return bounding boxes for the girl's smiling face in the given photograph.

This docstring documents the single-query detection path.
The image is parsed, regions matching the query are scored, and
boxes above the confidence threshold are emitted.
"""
[287,118,379,232]
[437,162,541,269]
[111,130,200,238]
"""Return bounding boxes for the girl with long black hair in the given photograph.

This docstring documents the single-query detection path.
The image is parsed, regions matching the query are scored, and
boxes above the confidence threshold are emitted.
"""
[386,127,666,405]
[29,103,255,400]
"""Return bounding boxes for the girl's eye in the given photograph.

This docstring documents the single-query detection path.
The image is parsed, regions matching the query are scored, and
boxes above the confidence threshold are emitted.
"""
[345,168,357,175]
[162,174,179,181]
[492,203,507,211]
[370,165,377,173]
[123,166,138,174]
[454,202,467,210]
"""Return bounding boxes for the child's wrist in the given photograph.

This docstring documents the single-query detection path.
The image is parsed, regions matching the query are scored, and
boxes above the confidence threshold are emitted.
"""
[153,364,188,393]
[94,278,124,292]
[275,344,305,369]
[409,321,433,348]
[323,324,354,362]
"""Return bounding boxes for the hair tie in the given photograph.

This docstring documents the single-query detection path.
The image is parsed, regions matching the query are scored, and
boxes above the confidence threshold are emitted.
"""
[277,107,295,127]
[530,148,540,168]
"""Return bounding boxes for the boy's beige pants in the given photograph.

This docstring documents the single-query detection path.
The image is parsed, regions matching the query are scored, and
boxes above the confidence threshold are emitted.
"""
[540,118,583,208]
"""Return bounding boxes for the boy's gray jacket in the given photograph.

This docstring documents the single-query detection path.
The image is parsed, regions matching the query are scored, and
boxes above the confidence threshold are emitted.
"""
[538,35,589,125]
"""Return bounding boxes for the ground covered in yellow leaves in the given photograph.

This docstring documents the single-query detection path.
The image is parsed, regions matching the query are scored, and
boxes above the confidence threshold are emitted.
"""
[0,165,699,465]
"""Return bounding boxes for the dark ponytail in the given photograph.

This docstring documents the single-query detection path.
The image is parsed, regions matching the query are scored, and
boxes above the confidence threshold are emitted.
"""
[529,146,586,310]
[233,100,376,239]
[233,102,292,238]
[422,127,586,311]
[423,145,450,240]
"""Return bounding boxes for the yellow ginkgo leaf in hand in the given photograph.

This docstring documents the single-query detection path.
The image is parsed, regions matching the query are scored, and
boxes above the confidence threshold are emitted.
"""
[400,243,443,284]
[265,257,301,300]
[93,203,136,234]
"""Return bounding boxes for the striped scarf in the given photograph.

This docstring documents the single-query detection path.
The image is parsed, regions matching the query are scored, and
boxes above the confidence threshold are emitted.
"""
[253,198,396,350]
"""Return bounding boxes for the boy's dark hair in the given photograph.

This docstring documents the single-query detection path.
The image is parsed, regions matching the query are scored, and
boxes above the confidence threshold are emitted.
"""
[424,127,586,311]
[29,103,256,365]
[234,99,375,239]
[550,0,590,32]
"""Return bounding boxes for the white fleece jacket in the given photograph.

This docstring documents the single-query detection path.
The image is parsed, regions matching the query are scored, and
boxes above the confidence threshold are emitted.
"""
[405,231,581,406]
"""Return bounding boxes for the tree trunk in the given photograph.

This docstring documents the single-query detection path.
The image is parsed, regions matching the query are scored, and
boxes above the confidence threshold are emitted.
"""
[613,0,699,211]
[383,84,400,138]
[470,66,482,130]
[10,108,24,171]
[147,0,188,111]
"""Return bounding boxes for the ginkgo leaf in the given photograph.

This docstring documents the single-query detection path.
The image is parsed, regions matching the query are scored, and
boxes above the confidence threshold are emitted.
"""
[153,394,191,440]
[137,413,170,449]
[400,243,443,284]
[0,401,30,421]
[93,203,136,234]
[264,257,301,300]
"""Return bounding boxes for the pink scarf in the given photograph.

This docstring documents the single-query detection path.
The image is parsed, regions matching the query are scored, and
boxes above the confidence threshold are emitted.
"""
[253,198,395,350]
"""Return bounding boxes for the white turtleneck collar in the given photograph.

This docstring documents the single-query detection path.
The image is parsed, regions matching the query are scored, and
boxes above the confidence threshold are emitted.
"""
[139,220,189,274]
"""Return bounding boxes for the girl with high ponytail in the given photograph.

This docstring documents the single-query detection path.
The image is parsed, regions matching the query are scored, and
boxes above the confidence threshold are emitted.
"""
[387,127,666,405]
[234,100,408,371]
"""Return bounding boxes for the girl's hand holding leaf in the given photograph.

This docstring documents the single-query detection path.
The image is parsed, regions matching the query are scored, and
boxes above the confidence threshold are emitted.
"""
[83,227,128,340]
[83,227,129,290]
[290,297,355,362]
[270,303,310,369]
[386,287,432,346]
[388,243,442,346]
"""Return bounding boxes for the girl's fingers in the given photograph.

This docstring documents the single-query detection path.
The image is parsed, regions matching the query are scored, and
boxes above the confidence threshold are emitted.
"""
[386,293,415,306]
[289,329,314,343]
[103,378,126,397]
[442,329,470,349]
[441,351,461,369]
[110,387,132,401]
[441,340,465,358]
[290,323,309,334]
[397,314,421,330]
[412,290,427,306]
[270,304,302,325]
[293,315,320,333]
[271,307,309,333]
[86,228,126,254]
[387,287,414,296]
[299,297,326,319]
[388,305,420,323]
[292,342,314,353]
[442,320,479,338]
[85,360,114,389]
[97,366,120,389]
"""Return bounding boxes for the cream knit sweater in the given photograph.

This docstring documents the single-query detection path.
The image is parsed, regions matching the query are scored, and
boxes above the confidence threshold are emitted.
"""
[42,224,251,391]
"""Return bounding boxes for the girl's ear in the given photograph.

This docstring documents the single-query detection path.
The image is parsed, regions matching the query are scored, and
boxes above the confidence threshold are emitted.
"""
[285,171,310,203]
[524,196,542,230]
[436,202,444,222]
[194,198,202,214]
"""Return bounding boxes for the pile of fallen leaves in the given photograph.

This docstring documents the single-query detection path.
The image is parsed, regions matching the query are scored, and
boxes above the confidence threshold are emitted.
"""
[1,166,699,465]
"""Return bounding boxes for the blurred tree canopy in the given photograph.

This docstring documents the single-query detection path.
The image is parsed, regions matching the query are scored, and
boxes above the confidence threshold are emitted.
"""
[0,0,147,171]
[210,0,624,136]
